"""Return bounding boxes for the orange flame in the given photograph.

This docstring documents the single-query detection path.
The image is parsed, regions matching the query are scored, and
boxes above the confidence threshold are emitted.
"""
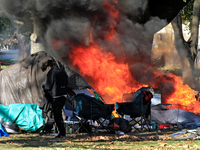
[164,74,200,113]
[53,1,200,114]
[68,45,200,113]
[69,44,136,104]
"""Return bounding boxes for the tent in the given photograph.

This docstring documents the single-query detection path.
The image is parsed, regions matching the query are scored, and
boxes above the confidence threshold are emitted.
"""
[0,51,91,105]
[151,93,200,128]
[0,51,92,132]
[151,105,200,128]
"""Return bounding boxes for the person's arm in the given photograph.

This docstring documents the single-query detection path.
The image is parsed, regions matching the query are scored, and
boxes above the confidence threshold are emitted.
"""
[43,71,53,93]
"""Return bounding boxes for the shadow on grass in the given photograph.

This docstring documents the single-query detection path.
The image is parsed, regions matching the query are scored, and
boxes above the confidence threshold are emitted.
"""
[0,129,176,149]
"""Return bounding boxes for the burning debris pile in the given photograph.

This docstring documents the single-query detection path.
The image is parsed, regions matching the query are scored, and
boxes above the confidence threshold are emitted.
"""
[0,0,198,113]
[68,43,199,113]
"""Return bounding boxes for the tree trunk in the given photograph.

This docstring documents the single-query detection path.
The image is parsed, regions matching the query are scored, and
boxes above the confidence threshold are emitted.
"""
[188,0,200,67]
[17,33,26,61]
[30,15,45,54]
[171,12,196,89]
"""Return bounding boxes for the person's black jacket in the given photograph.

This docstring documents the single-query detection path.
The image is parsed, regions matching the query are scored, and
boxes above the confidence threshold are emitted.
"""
[39,93,53,118]
[43,66,68,97]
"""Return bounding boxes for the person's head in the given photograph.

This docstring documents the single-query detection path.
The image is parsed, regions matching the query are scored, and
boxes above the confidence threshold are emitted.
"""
[41,59,56,72]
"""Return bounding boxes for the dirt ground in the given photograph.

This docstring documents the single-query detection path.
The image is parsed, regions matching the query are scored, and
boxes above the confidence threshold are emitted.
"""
[42,128,176,141]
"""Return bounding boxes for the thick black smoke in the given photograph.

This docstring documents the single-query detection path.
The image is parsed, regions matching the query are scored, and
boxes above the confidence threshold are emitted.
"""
[0,0,170,61]
[0,0,187,95]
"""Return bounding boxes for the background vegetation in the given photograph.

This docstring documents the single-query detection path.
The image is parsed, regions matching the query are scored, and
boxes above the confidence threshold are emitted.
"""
[0,59,18,70]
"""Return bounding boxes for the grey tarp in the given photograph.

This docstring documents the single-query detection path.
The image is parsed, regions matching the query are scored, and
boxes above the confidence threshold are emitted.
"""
[151,105,200,127]
[0,51,91,105]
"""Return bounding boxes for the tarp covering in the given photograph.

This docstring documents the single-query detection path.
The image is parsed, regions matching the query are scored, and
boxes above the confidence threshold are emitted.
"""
[151,105,200,128]
[0,103,44,132]
[0,51,91,105]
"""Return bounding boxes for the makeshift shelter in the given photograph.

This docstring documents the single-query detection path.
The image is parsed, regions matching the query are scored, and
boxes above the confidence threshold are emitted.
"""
[150,93,200,128]
[0,51,92,133]
[151,105,200,128]
[0,51,91,106]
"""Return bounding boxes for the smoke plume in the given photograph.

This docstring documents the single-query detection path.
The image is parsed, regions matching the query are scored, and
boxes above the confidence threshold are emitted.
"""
[0,0,168,62]
[1,0,187,99]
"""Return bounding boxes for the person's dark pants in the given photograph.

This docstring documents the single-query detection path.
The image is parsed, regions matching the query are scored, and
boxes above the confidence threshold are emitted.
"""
[52,96,66,136]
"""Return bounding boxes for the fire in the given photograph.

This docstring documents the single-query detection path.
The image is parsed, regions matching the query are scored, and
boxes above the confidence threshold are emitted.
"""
[103,2,119,40]
[164,74,200,113]
[68,45,200,113]
[53,1,200,114]
[69,44,136,104]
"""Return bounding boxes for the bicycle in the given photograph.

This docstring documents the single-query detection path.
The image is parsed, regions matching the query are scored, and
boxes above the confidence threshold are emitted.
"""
[171,128,200,140]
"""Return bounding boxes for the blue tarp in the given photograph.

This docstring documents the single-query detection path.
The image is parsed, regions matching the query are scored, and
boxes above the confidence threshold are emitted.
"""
[0,124,9,137]
[0,103,45,132]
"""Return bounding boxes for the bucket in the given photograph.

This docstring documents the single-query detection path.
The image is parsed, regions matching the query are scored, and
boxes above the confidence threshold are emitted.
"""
[152,121,157,129]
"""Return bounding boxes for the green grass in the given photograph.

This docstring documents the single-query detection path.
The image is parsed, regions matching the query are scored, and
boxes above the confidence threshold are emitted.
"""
[0,59,18,70]
[1,65,7,70]
[1,130,200,150]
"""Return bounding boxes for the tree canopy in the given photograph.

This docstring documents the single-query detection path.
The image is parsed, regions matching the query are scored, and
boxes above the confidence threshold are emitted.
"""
[181,0,194,26]
[0,17,16,40]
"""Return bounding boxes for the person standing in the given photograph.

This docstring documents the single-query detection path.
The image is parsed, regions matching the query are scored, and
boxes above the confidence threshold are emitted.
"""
[41,59,68,138]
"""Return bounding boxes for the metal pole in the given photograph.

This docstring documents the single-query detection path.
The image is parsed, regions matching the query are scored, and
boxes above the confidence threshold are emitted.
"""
[72,100,74,134]
[90,100,92,136]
